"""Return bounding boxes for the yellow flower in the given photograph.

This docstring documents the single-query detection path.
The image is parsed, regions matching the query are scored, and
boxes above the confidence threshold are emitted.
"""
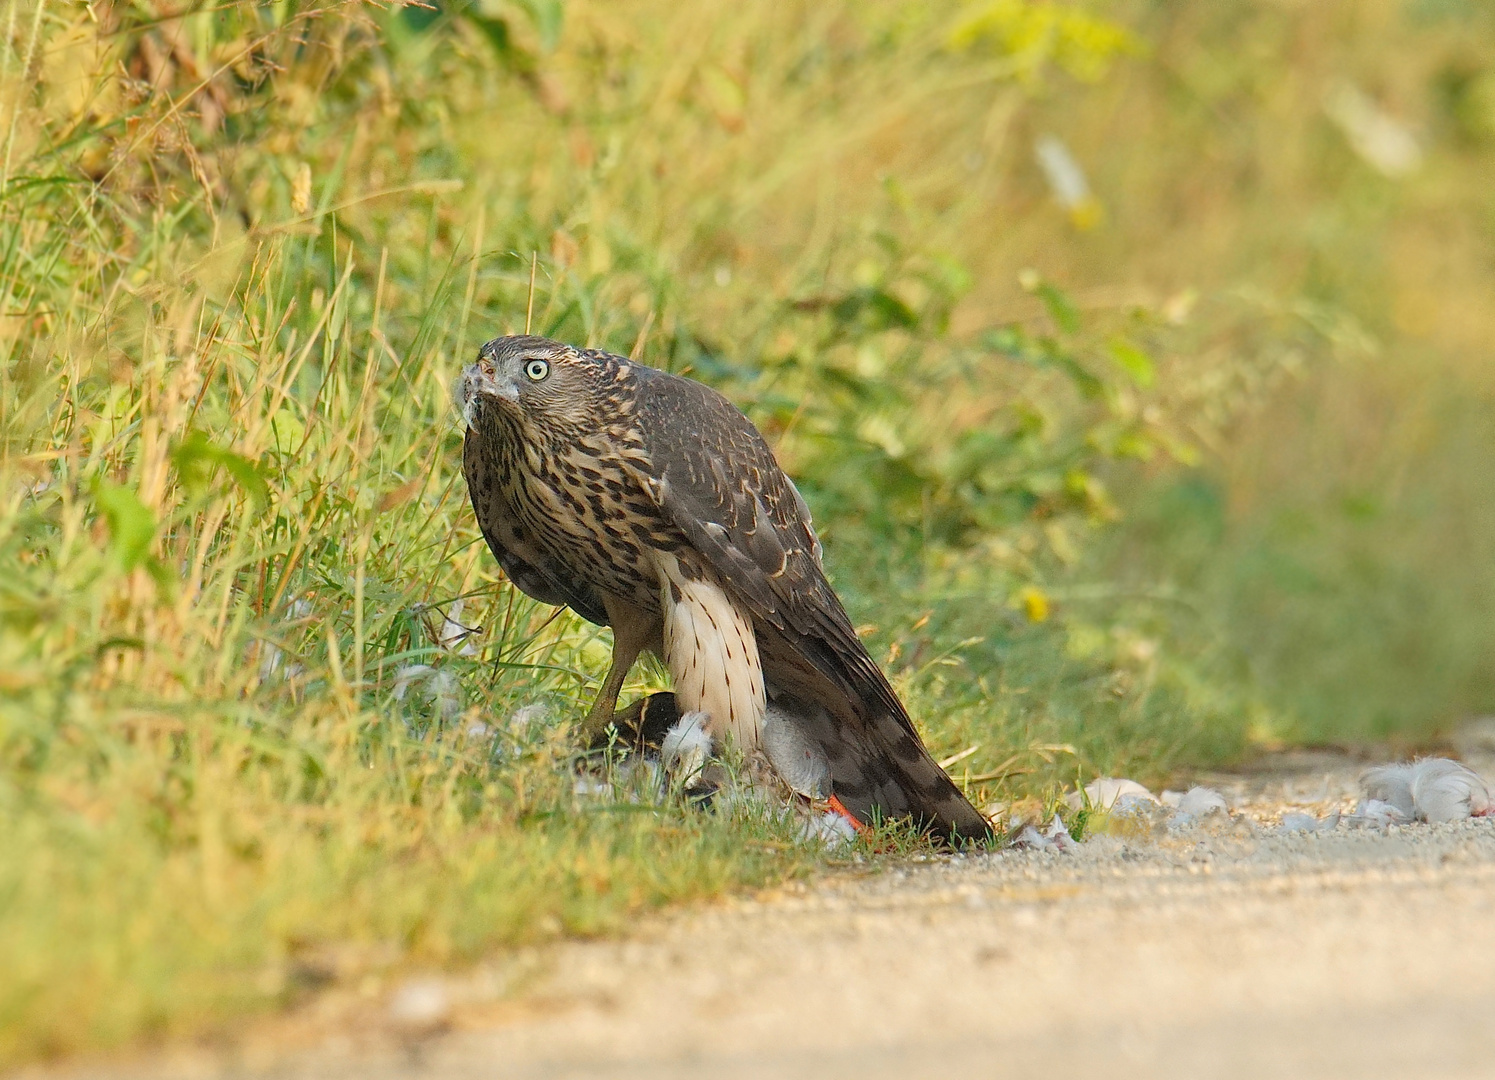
[1018,586,1050,623]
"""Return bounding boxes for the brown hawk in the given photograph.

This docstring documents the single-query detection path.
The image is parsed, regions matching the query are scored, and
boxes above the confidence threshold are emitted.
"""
[455,335,991,843]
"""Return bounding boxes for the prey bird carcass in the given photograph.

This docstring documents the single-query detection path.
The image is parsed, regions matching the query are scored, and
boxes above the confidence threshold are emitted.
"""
[455,335,990,843]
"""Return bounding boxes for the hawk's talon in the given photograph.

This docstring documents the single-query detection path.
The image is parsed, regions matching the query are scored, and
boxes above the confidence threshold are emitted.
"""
[583,692,680,755]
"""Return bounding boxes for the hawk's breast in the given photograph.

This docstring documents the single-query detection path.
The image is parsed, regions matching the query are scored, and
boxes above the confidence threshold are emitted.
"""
[474,414,681,615]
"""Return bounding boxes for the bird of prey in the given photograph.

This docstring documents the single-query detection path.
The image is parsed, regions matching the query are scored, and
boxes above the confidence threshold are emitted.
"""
[455,335,991,843]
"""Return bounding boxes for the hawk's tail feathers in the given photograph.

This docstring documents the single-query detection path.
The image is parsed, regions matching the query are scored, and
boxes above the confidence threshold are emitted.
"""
[763,681,994,846]
[835,701,995,845]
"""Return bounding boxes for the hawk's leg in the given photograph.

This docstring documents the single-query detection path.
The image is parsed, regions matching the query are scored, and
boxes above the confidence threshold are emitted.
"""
[579,599,659,743]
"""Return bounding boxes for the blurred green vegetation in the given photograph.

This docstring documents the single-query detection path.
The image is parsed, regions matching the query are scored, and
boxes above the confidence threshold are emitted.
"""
[2,0,1494,1063]
[1064,0,1495,746]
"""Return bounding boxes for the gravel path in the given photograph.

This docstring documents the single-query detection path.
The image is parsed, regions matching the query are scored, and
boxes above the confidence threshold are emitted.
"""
[38,750,1495,1080]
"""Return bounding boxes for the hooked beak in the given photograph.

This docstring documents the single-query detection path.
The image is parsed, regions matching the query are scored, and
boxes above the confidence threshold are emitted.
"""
[454,363,519,430]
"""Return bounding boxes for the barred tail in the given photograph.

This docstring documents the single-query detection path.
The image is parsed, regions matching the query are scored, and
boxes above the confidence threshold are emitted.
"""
[758,635,993,845]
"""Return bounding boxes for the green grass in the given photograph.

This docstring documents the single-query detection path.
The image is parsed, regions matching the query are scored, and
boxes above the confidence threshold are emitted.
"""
[3,0,1494,1065]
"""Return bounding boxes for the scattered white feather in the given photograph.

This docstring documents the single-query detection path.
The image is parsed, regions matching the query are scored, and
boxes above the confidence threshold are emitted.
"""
[1176,787,1229,817]
[661,710,713,781]
[800,809,858,847]
[16,473,49,498]
[257,598,313,682]
[577,758,668,807]
[392,664,462,721]
[1110,794,1158,816]
[507,702,550,733]
[437,598,480,657]
[257,640,284,681]
[1045,816,1079,851]
[572,777,612,800]
[1360,763,1418,819]
[1279,811,1320,834]
[388,978,451,1034]
[1011,826,1047,850]
[1160,789,1183,808]
[1362,758,1491,823]
[1066,777,1159,812]
[1410,758,1490,822]
[1346,798,1409,830]
[762,704,831,799]
[625,758,666,798]
[715,781,783,820]
[392,663,435,701]
[1164,787,1231,831]
[1012,816,1078,854]
[427,670,461,721]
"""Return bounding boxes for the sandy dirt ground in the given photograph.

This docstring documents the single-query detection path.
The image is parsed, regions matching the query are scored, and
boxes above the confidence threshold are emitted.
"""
[31,749,1495,1080]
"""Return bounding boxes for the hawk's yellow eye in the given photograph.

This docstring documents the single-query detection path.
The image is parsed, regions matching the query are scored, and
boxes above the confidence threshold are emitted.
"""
[524,359,550,381]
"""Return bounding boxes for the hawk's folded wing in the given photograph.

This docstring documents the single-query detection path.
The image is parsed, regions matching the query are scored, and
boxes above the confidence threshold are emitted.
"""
[626,366,991,842]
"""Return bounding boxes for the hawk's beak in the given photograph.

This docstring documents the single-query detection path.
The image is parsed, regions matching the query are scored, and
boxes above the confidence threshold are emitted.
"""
[455,364,519,430]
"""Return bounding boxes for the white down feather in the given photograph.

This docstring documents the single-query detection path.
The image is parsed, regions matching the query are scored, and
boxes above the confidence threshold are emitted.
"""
[1363,758,1492,823]
[661,711,714,782]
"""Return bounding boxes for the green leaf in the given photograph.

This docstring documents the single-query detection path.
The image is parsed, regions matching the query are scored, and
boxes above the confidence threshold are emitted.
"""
[1034,337,1104,398]
[831,287,919,332]
[1110,430,1157,460]
[1060,357,1104,399]
[1107,337,1155,387]
[94,481,156,571]
[1036,282,1081,335]
[172,431,270,505]
[981,324,1029,359]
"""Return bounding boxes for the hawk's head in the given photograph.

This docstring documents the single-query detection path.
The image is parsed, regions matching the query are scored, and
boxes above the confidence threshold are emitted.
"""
[456,335,616,435]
